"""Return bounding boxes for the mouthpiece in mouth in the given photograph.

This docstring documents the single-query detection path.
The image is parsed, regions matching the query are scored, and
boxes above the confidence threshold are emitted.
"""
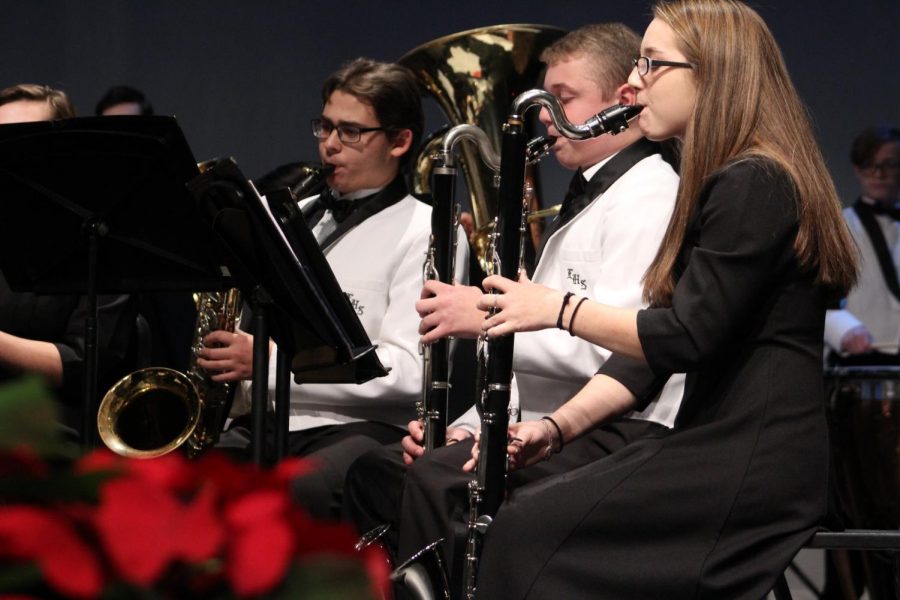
[625,104,644,118]
[587,103,645,137]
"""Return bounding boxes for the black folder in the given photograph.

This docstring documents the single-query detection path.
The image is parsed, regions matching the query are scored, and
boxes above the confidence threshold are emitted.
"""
[0,116,227,294]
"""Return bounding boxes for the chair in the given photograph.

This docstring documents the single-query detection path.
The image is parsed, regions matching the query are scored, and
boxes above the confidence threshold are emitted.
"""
[771,529,900,599]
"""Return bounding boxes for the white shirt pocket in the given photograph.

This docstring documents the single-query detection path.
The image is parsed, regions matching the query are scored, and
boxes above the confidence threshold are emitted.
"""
[340,278,388,333]
[557,247,601,295]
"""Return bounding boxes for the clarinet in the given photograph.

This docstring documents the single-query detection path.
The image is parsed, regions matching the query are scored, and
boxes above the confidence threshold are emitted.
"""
[461,97,642,600]
[419,125,501,452]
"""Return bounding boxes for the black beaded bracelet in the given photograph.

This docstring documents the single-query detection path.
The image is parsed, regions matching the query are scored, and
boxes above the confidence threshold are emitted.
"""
[568,296,589,336]
[556,292,575,330]
[541,415,564,453]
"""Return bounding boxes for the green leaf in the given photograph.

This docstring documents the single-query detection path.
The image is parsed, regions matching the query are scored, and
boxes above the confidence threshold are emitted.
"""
[0,376,78,459]
[0,469,118,504]
[101,580,166,600]
[0,562,43,593]
[270,557,376,600]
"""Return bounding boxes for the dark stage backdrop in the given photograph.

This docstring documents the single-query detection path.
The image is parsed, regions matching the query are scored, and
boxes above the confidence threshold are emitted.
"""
[1,0,897,205]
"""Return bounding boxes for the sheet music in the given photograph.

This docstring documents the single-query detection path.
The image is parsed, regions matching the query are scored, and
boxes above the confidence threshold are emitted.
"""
[253,185,306,272]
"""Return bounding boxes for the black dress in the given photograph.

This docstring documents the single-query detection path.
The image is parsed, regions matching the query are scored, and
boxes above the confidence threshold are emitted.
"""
[476,159,830,599]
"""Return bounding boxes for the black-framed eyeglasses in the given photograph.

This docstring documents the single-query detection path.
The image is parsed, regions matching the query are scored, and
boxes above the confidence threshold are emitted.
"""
[310,118,387,143]
[860,160,900,177]
[632,56,696,76]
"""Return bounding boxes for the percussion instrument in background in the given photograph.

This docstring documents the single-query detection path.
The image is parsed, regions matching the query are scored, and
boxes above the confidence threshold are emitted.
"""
[826,365,900,600]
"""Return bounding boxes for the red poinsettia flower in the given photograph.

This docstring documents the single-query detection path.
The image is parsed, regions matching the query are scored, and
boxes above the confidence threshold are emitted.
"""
[224,489,295,597]
[290,512,359,558]
[0,506,104,598]
[73,448,123,474]
[2,434,380,599]
[270,456,321,484]
[188,452,260,499]
[94,475,224,586]
[77,450,194,494]
[360,543,393,600]
[172,484,224,562]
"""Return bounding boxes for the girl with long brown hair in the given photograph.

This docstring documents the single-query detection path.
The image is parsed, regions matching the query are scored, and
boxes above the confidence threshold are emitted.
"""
[469,0,858,597]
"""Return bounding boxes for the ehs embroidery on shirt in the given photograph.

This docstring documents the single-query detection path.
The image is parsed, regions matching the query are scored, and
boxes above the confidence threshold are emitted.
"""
[566,268,588,291]
[345,292,365,316]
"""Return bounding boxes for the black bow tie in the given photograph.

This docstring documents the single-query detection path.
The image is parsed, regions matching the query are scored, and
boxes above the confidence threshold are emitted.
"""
[868,201,900,221]
[319,188,357,223]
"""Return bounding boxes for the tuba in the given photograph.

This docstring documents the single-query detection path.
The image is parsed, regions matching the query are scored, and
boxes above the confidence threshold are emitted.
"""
[399,24,566,269]
[97,288,242,458]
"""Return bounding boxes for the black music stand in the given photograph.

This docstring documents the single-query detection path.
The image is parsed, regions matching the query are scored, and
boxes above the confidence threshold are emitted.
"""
[188,157,388,463]
[0,116,229,447]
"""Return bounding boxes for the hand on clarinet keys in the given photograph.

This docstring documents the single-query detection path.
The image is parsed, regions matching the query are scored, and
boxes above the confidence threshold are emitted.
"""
[416,280,485,344]
[505,420,559,470]
[479,272,564,338]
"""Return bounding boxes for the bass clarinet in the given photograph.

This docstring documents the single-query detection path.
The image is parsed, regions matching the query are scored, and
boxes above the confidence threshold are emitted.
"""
[418,124,500,452]
[461,97,643,600]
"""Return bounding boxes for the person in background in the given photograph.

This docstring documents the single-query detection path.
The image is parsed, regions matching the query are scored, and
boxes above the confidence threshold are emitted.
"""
[95,85,153,116]
[198,58,468,521]
[95,84,196,375]
[820,123,900,600]
[0,83,137,440]
[824,125,900,363]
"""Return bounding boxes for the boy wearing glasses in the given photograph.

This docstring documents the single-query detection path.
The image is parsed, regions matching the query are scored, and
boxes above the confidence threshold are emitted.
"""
[825,125,900,361]
[203,58,467,519]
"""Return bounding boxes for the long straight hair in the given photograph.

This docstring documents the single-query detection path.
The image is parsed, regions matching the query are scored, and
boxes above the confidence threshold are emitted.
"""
[642,0,857,306]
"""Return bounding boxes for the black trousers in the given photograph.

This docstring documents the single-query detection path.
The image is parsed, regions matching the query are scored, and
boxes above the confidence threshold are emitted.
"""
[342,418,665,599]
[220,419,405,520]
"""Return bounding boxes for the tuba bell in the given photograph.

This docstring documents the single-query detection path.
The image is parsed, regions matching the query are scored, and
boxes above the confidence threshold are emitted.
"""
[399,24,566,269]
[97,288,242,458]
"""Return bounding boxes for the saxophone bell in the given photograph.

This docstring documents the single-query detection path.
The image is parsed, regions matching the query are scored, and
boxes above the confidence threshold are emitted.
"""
[97,288,243,458]
[97,367,201,458]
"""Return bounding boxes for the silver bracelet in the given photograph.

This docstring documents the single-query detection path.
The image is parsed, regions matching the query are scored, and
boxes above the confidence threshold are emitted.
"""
[540,418,554,461]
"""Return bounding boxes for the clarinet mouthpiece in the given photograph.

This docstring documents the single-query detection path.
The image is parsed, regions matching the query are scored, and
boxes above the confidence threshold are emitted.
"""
[585,103,645,137]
